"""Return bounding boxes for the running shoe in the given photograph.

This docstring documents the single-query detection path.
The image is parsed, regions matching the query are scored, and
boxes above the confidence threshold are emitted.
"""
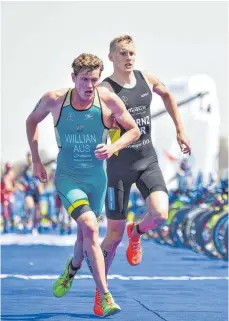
[93,288,103,316]
[53,257,76,297]
[126,222,142,266]
[102,292,121,316]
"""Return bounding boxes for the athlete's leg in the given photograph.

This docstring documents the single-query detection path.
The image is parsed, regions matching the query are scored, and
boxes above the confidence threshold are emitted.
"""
[89,172,124,316]
[126,163,168,265]
[72,224,84,269]
[74,201,120,315]
[24,195,35,228]
[60,185,98,272]
[101,178,131,275]
[33,193,41,232]
[54,174,120,315]
[53,180,89,298]
[134,162,168,236]
[131,190,169,238]
[53,194,109,297]
[77,210,108,296]
[101,219,126,274]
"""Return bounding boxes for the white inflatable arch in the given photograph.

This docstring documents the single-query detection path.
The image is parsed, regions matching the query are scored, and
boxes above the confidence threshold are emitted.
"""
[151,74,220,189]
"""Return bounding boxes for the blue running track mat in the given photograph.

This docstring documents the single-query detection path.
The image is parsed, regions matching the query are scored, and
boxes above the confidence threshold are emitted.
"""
[1,229,228,321]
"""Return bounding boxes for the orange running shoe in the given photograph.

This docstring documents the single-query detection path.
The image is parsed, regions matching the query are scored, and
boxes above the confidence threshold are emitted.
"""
[126,222,142,266]
[93,288,103,317]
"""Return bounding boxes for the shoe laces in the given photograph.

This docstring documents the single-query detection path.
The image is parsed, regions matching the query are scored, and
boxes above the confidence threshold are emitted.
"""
[61,279,69,288]
[132,241,141,253]
[104,295,113,306]
[61,275,71,288]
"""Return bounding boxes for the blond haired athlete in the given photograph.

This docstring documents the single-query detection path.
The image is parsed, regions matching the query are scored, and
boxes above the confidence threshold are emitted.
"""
[92,35,191,316]
[26,53,140,317]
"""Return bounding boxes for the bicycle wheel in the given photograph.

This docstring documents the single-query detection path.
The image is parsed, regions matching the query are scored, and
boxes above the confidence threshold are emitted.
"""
[188,209,212,253]
[169,207,193,247]
[196,211,221,258]
[184,207,210,249]
[212,212,228,260]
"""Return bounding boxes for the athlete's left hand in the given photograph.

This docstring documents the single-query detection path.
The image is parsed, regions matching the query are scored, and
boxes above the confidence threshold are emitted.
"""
[177,132,191,155]
[94,144,115,160]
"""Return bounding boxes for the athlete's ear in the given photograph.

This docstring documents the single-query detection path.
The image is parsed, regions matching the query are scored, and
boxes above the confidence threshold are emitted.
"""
[71,72,76,83]
[108,52,113,62]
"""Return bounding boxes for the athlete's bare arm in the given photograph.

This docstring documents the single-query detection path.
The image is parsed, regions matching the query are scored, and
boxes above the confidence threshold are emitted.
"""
[26,89,66,182]
[95,88,141,160]
[98,81,132,129]
[144,72,191,155]
[98,81,113,92]
[26,93,53,162]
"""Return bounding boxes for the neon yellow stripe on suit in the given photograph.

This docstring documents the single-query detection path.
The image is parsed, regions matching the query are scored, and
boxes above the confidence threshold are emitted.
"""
[109,128,121,156]
[68,199,89,215]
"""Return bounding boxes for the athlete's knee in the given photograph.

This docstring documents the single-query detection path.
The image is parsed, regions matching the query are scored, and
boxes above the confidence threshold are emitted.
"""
[105,221,125,247]
[81,219,99,240]
[147,191,169,220]
[106,230,124,248]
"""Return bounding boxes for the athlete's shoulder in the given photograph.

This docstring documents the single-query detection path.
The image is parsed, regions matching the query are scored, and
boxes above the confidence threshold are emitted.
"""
[43,88,69,104]
[97,87,125,114]
[97,86,117,103]
[98,78,114,92]
[141,72,169,97]
[141,71,165,87]
[140,70,153,82]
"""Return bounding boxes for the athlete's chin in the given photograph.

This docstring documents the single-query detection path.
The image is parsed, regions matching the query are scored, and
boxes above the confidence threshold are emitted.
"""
[123,66,134,72]
[81,93,93,101]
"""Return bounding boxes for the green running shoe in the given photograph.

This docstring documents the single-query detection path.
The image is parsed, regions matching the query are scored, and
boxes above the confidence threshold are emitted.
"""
[102,292,121,316]
[53,257,75,298]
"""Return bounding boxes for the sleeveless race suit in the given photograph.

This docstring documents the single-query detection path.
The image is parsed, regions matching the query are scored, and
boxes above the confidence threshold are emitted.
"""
[54,88,108,218]
[104,70,168,220]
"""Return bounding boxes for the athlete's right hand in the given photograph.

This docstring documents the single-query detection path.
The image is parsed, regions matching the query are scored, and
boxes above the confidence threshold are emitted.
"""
[33,161,47,183]
[94,144,115,160]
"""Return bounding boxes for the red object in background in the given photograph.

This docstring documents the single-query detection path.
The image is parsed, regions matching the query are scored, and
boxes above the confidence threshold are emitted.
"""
[1,181,13,219]
[164,150,178,163]
[55,194,62,209]
[1,181,12,204]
